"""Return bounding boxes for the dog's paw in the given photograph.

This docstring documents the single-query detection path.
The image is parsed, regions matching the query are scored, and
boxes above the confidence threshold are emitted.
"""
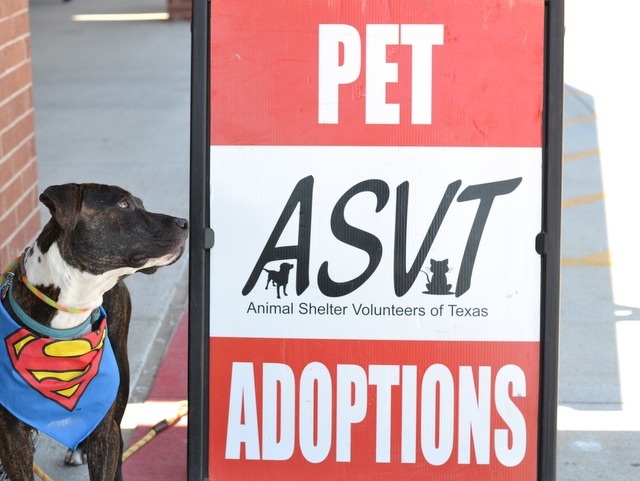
[64,448,87,466]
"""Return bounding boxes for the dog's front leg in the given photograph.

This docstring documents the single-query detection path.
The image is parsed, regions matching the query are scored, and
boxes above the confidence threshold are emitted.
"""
[0,408,34,481]
[86,408,123,481]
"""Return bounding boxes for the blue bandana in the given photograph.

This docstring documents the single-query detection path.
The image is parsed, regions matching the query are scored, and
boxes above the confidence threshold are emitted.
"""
[0,303,119,450]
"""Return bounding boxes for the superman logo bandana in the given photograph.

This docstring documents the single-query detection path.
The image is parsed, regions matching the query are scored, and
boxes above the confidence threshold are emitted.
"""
[0,303,119,450]
[6,320,107,411]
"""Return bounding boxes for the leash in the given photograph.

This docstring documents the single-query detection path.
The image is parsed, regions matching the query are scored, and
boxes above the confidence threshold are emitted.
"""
[1,256,89,314]
[32,464,53,481]
[31,401,189,481]
[121,401,189,461]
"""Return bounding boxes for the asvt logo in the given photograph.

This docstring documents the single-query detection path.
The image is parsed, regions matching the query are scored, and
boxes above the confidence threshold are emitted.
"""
[243,176,521,299]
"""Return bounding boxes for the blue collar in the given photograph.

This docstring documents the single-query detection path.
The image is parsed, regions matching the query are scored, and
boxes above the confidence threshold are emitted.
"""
[3,272,99,339]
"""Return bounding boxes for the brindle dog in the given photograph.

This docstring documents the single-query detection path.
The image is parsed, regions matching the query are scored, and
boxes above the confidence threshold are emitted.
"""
[0,183,188,481]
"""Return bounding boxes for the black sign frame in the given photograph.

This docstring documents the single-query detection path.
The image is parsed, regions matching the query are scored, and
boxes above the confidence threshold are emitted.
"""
[187,1,565,479]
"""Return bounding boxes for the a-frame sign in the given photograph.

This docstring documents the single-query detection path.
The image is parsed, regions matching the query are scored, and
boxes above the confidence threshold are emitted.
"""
[189,1,564,480]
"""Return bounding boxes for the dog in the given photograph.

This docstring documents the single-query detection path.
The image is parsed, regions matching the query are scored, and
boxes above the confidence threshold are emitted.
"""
[263,262,294,299]
[0,183,188,481]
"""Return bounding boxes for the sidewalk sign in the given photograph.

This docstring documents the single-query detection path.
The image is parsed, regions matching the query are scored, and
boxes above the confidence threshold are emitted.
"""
[189,1,564,480]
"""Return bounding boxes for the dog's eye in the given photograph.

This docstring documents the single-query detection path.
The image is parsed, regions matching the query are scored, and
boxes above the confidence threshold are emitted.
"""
[118,200,130,209]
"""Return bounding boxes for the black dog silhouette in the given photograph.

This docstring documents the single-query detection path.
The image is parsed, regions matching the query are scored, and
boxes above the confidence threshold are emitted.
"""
[263,262,294,299]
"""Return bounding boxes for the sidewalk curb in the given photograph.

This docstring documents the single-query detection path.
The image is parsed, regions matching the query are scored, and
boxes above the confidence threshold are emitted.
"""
[129,262,189,404]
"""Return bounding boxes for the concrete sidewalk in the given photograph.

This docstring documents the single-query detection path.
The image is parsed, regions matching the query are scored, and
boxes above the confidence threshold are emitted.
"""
[555,86,640,480]
[28,0,190,478]
[560,1,640,478]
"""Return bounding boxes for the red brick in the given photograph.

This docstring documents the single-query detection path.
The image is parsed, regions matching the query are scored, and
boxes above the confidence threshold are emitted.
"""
[0,0,26,19]
[0,87,31,131]
[20,214,40,249]
[24,35,30,59]
[17,200,36,232]
[0,245,11,268]
[0,206,17,239]
[0,61,32,105]
[1,170,20,199]
[0,145,20,176]
[1,113,34,157]
[12,203,40,250]
[20,158,38,190]
[0,38,29,74]
[0,163,40,253]
[0,181,39,251]
[1,0,40,265]
[0,11,29,50]
[0,137,35,175]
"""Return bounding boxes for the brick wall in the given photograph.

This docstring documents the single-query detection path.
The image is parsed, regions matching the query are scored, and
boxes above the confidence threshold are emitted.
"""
[168,0,192,21]
[0,0,40,268]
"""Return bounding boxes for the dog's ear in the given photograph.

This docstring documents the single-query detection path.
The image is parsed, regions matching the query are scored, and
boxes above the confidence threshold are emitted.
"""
[40,184,84,231]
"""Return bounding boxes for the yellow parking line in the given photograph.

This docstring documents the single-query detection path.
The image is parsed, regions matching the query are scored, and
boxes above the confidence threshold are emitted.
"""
[562,192,605,209]
[562,251,611,267]
[563,148,600,162]
[564,114,597,126]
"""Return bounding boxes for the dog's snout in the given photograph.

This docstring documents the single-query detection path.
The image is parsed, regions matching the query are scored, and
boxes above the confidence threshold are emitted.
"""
[174,217,189,230]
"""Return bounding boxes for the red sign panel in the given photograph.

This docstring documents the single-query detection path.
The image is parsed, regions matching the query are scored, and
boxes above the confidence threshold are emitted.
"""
[210,1,544,147]
[209,339,539,480]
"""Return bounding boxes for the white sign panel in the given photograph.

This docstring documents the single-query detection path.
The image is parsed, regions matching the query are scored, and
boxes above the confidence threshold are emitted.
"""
[210,146,541,342]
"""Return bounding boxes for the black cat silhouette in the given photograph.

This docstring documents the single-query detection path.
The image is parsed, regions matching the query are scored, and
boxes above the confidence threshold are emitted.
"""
[422,259,454,295]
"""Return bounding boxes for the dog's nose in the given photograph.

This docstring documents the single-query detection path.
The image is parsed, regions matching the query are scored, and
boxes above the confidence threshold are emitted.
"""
[174,217,189,230]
